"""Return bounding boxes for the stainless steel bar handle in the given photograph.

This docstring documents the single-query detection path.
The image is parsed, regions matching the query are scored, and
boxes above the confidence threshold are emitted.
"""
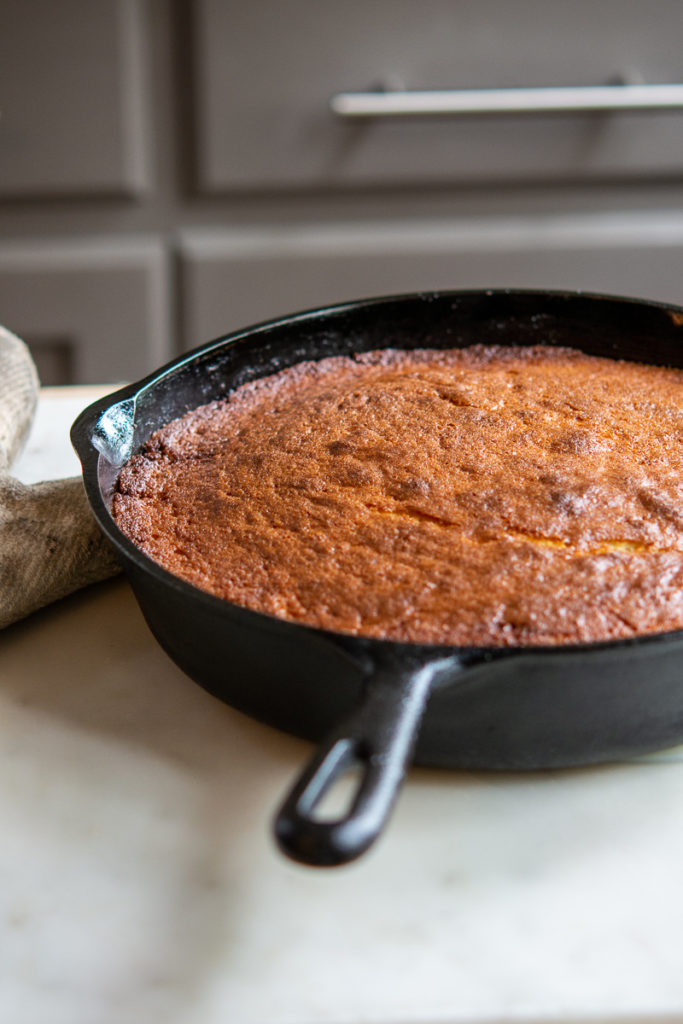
[330,83,683,119]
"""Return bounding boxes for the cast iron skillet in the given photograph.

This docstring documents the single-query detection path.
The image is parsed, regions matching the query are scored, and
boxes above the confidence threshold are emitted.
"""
[71,289,683,867]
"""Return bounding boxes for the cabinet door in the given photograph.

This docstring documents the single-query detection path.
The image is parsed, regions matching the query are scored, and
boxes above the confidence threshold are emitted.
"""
[0,240,170,384]
[0,0,149,198]
[193,0,683,192]
[179,216,683,348]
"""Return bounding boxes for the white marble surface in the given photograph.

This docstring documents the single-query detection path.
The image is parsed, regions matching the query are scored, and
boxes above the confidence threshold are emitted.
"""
[3,388,683,1024]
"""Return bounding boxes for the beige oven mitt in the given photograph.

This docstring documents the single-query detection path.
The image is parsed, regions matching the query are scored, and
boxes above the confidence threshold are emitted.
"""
[0,326,121,629]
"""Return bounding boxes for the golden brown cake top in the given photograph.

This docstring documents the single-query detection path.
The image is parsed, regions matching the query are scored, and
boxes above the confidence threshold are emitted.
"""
[112,344,683,646]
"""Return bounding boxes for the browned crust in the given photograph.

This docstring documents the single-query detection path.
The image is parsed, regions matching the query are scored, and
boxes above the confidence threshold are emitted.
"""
[112,345,683,646]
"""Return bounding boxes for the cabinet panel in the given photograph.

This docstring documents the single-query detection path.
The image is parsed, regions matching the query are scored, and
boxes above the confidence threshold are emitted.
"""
[0,240,170,383]
[0,0,149,199]
[194,0,683,193]
[179,216,683,348]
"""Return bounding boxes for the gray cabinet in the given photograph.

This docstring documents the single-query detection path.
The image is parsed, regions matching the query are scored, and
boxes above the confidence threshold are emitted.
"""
[0,240,169,383]
[180,214,683,347]
[194,0,683,192]
[1,1,683,382]
[0,0,149,199]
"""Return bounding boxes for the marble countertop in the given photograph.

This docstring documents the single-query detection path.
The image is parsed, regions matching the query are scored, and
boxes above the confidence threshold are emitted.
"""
[3,387,683,1024]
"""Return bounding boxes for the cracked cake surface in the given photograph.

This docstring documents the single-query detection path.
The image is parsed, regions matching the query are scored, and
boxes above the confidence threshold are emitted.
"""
[112,344,683,646]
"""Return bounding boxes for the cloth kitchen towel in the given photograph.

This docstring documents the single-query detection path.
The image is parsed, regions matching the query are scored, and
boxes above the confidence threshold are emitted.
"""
[0,325,121,629]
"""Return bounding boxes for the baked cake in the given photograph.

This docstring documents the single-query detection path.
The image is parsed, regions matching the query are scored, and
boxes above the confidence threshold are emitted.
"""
[112,345,683,646]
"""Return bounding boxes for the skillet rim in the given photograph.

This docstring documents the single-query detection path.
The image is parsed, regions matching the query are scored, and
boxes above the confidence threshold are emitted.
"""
[71,286,683,662]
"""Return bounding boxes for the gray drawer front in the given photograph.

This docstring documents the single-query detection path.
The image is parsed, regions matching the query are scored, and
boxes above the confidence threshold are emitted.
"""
[0,240,170,384]
[194,0,683,192]
[179,217,683,348]
[0,0,149,199]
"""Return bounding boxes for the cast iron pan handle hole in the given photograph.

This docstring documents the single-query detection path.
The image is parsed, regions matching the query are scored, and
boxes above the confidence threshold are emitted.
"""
[303,742,365,823]
[274,734,379,866]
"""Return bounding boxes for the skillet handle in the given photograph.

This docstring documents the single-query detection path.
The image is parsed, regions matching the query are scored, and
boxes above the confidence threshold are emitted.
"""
[273,654,453,867]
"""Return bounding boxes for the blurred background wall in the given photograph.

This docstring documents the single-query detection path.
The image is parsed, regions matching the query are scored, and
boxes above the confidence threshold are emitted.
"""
[1,0,683,384]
